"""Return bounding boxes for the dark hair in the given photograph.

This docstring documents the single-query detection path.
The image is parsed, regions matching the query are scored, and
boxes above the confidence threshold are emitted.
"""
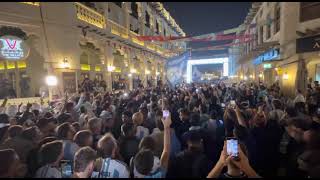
[56,122,73,139]
[73,146,96,173]
[39,140,63,166]
[57,113,72,124]
[134,149,154,175]
[0,149,18,177]
[72,122,80,132]
[179,108,189,116]
[155,111,164,131]
[36,118,50,129]
[190,113,200,126]
[74,130,92,147]
[0,114,9,124]
[21,126,38,141]
[121,123,135,137]
[65,102,74,111]
[80,106,87,114]
[139,136,155,151]
[122,111,132,119]
[272,99,282,110]
[8,125,23,139]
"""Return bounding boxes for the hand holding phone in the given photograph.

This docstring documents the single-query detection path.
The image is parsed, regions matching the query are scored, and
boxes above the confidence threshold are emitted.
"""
[163,110,170,119]
[226,137,239,160]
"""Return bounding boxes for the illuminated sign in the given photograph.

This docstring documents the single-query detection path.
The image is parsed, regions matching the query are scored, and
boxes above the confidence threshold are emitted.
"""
[263,63,272,69]
[253,48,280,65]
[0,36,29,60]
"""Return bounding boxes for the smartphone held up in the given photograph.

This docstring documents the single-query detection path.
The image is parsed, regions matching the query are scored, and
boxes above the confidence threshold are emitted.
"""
[226,137,239,160]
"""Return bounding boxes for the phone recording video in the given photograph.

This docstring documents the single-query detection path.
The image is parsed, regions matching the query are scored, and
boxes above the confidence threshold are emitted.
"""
[230,100,236,108]
[163,110,170,119]
[60,160,72,178]
[226,137,239,158]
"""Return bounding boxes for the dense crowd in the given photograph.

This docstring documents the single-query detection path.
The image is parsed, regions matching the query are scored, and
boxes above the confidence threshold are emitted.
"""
[0,80,320,178]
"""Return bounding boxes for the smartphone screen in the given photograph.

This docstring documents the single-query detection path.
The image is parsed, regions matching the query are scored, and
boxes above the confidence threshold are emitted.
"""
[60,161,72,178]
[163,110,169,118]
[227,138,238,158]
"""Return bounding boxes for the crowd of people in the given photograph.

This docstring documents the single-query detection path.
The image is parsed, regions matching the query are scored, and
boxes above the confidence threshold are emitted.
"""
[0,79,320,178]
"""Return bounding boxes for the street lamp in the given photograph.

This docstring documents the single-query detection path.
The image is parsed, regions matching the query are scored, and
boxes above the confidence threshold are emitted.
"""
[283,72,289,80]
[45,75,58,101]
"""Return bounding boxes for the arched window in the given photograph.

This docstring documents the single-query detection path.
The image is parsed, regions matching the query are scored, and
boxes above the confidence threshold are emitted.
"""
[156,21,159,34]
[80,52,89,65]
[131,2,138,19]
[145,11,150,28]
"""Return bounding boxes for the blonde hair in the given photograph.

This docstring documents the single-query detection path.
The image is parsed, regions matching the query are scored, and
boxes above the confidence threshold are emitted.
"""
[132,112,144,125]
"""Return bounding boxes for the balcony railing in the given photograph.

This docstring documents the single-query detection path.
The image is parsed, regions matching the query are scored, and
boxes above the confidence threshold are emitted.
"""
[20,2,40,6]
[75,2,105,29]
[108,20,128,39]
[130,31,145,46]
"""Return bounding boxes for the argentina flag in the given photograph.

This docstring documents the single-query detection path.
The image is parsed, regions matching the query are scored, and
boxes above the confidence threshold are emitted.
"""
[165,51,190,88]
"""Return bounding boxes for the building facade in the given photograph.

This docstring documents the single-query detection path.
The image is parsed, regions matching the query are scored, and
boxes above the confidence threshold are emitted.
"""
[234,2,320,97]
[0,2,186,97]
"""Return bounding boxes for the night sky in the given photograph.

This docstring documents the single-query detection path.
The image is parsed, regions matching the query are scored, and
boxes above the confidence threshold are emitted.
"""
[163,2,252,57]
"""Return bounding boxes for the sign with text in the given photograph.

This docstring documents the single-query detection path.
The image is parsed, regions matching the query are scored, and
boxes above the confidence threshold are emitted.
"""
[253,48,280,65]
[0,36,30,60]
[296,34,320,53]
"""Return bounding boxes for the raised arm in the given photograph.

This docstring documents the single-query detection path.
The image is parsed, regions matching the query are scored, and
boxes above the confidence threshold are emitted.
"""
[160,111,172,171]
[235,105,247,128]
[207,141,227,178]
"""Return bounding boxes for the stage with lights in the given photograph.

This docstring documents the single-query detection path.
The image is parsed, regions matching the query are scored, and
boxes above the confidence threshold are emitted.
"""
[186,57,229,83]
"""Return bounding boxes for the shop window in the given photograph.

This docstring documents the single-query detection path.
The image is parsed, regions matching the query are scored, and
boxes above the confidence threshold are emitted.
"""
[95,65,101,72]
[274,4,280,33]
[266,14,271,39]
[7,61,16,69]
[131,2,139,19]
[18,61,27,69]
[300,2,320,22]
[81,64,90,71]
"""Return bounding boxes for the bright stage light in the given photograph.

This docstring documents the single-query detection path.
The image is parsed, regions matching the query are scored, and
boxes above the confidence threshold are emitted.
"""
[46,75,58,86]
[186,57,229,83]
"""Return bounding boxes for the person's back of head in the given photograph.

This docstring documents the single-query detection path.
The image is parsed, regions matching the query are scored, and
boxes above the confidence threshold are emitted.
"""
[21,126,40,142]
[155,111,164,131]
[72,122,80,133]
[185,130,203,151]
[73,130,92,147]
[65,102,74,112]
[80,106,87,114]
[88,118,102,135]
[56,122,74,140]
[190,113,201,127]
[139,136,155,152]
[133,149,154,176]
[272,99,282,110]
[57,113,72,124]
[97,133,117,159]
[73,146,96,176]
[0,149,20,178]
[133,112,144,126]
[39,140,63,166]
[8,125,23,139]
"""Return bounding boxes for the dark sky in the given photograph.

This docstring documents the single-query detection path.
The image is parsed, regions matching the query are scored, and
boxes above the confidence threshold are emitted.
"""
[163,2,252,57]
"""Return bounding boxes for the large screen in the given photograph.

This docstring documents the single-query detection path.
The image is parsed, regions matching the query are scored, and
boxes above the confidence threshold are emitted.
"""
[186,57,229,83]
